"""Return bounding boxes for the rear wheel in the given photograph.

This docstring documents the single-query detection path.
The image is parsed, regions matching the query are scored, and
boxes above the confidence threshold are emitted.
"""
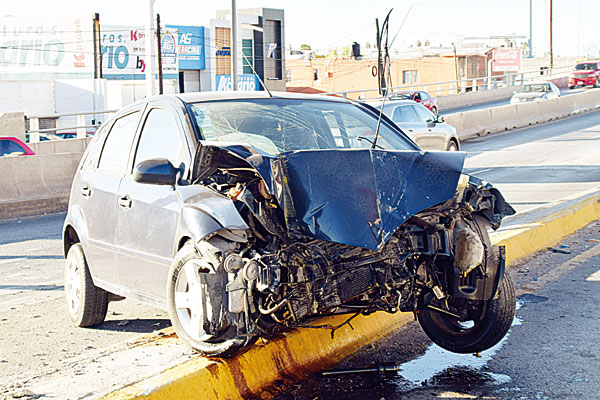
[167,241,253,358]
[431,106,438,115]
[446,140,459,152]
[64,243,109,327]
[595,78,599,88]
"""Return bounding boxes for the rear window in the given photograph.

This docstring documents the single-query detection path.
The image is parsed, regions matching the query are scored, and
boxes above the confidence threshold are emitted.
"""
[0,139,26,156]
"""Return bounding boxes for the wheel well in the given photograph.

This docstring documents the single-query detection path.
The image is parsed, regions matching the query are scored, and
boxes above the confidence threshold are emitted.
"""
[177,236,192,252]
[63,225,80,257]
[450,138,459,150]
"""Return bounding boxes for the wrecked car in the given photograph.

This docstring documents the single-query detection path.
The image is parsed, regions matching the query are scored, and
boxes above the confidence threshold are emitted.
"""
[63,92,516,358]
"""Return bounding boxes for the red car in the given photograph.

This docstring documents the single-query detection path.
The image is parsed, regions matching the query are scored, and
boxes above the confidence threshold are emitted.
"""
[388,91,438,115]
[569,61,600,89]
[0,137,35,157]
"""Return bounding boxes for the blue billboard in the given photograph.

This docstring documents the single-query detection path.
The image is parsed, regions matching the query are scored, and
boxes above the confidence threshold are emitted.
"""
[216,74,262,91]
[166,25,206,70]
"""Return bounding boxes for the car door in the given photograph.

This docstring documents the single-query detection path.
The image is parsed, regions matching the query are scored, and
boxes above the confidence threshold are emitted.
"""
[115,105,192,301]
[412,104,446,150]
[80,111,141,286]
[391,105,428,148]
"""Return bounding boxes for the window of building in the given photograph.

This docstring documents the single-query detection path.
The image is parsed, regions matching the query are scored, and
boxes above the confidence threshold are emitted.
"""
[242,39,254,74]
[402,70,419,84]
[97,111,139,174]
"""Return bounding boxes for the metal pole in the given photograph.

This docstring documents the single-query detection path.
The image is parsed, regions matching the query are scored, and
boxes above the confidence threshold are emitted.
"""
[528,0,533,58]
[549,0,553,77]
[145,0,157,97]
[156,14,164,94]
[231,0,238,90]
[453,43,459,93]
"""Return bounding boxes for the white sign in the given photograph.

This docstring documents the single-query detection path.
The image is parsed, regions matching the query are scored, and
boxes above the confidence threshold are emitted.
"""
[0,15,94,78]
[102,25,178,79]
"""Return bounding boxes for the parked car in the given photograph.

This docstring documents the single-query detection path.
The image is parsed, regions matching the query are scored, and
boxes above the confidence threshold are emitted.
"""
[388,90,438,114]
[569,61,600,89]
[63,91,516,358]
[0,137,35,156]
[377,100,460,151]
[509,81,561,104]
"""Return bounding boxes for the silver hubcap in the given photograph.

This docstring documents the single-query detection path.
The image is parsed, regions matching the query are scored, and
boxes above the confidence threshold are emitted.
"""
[66,258,81,316]
[174,260,211,341]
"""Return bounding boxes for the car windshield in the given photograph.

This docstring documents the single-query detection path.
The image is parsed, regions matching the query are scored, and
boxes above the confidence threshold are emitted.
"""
[519,84,547,93]
[188,98,414,154]
[388,92,413,100]
[575,63,597,70]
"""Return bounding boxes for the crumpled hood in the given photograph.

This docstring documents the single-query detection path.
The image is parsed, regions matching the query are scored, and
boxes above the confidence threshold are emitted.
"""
[198,144,465,250]
[279,149,465,250]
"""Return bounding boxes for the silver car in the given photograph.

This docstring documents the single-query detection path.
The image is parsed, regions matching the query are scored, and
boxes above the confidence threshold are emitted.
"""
[378,100,460,151]
[510,81,560,104]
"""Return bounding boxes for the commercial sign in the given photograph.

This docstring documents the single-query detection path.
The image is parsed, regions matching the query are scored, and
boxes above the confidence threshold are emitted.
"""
[216,74,261,91]
[101,25,178,80]
[166,25,205,70]
[492,48,522,72]
[0,15,93,79]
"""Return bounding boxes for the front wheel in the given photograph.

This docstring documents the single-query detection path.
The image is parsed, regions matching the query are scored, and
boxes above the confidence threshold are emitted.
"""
[167,241,253,358]
[417,273,516,354]
[595,78,599,88]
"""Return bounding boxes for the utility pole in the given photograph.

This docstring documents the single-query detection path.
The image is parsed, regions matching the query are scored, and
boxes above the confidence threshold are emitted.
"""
[549,0,553,77]
[145,0,157,97]
[376,18,383,95]
[528,0,533,58]
[93,13,102,79]
[156,14,163,94]
[453,43,459,93]
[231,0,238,90]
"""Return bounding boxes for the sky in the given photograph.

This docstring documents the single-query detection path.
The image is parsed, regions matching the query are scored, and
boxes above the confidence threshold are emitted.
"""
[2,0,598,58]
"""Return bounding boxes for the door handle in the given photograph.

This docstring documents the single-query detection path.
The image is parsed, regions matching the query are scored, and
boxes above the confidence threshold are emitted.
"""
[80,186,91,197]
[118,195,132,209]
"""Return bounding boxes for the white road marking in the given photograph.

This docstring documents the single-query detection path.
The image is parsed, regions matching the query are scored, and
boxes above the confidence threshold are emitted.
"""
[585,268,600,282]
[0,258,26,265]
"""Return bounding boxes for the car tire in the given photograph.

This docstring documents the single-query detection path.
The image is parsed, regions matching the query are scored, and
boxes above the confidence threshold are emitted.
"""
[167,241,253,358]
[65,243,109,327]
[569,86,575,89]
[595,78,599,88]
[417,217,516,354]
[446,140,459,152]
[431,106,438,115]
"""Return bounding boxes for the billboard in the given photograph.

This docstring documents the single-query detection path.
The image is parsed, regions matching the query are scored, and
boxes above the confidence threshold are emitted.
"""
[101,25,178,80]
[216,74,261,91]
[166,25,205,70]
[492,49,522,72]
[0,15,94,79]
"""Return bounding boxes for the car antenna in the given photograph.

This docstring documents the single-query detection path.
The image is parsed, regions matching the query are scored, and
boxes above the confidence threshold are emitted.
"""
[240,50,272,97]
[372,9,392,150]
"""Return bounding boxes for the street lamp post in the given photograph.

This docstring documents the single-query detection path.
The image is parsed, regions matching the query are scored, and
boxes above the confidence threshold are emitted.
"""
[145,0,157,97]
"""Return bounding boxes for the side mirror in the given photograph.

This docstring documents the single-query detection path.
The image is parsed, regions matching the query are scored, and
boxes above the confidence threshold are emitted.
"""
[133,158,179,185]
[435,115,445,123]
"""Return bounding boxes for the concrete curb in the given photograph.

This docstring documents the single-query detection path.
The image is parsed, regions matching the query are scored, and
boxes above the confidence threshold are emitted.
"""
[102,191,600,400]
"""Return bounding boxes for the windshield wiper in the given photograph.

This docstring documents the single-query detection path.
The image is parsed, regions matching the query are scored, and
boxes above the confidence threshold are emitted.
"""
[358,136,384,149]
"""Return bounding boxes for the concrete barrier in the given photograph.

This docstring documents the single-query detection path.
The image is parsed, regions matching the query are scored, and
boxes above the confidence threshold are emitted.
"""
[446,88,600,140]
[28,137,92,155]
[0,152,82,219]
[437,86,517,111]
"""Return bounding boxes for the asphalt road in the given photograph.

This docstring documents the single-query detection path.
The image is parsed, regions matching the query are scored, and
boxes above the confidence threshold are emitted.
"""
[440,86,591,115]
[1,107,600,398]
[275,220,600,400]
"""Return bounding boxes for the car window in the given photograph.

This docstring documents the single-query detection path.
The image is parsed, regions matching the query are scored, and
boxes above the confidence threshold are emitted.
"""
[133,108,185,169]
[413,105,435,123]
[80,122,112,172]
[392,105,419,123]
[97,111,140,174]
[189,98,414,153]
[413,92,421,101]
[0,139,26,156]
[420,92,429,100]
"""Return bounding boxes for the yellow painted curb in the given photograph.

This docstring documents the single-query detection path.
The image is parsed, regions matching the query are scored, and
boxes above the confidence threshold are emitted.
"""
[102,312,413,400]
[491,193,600,266]
[103,192,600,400]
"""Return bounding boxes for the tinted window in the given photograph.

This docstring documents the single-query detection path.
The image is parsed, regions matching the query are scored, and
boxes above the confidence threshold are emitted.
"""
[134,109,185,168]
[80,122,112,171]
[413,105,435,123]
[0,139,25,156]
[392,105,419,123]
[97,112,139,174]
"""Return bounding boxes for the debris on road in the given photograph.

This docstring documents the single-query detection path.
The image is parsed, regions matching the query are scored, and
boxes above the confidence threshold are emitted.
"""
[322,363,400,376]
[547,247,572,254]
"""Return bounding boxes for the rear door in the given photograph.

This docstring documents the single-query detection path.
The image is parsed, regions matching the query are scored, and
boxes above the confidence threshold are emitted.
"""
[115,104,193,301]
[412,104,446,150]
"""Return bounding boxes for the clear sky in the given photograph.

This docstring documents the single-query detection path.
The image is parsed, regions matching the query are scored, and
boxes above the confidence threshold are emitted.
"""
[2,0,598,57]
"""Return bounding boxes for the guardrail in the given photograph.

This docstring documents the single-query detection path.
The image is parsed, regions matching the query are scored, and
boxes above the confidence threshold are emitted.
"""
[325,65,572,100]
[27,109,118,143]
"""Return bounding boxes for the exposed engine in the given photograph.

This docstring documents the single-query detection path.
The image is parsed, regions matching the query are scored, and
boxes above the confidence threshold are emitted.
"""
[193,147,515,341]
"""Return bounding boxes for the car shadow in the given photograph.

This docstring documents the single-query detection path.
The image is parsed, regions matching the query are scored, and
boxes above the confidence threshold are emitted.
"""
[95,318,172,334]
